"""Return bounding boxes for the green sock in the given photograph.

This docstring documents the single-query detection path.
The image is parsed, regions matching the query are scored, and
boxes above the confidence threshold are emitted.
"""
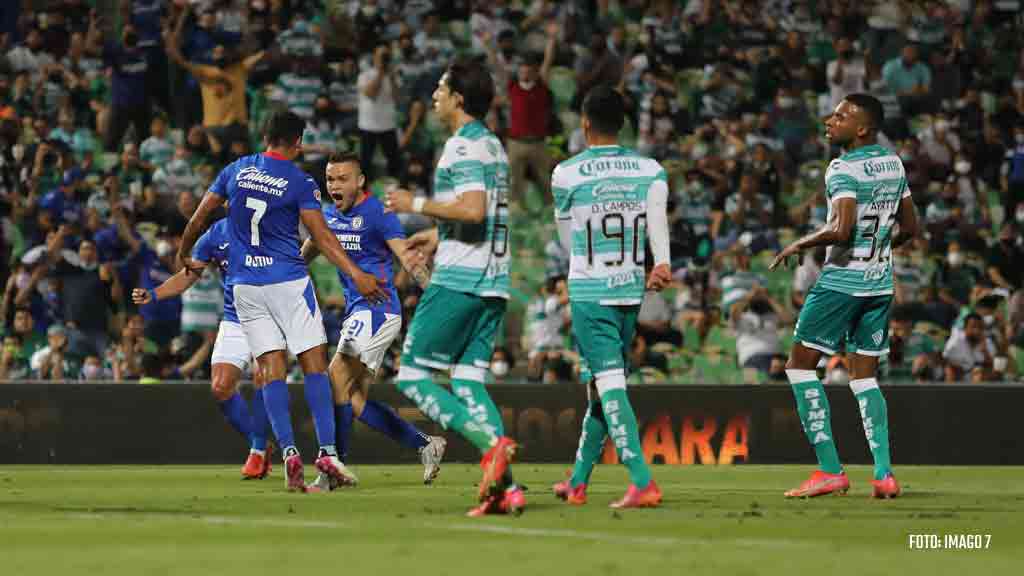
[787,370,843,474]
[852,378,892,480]
[451,377,505,438]
[599,384,652,489]
[570,401,608,487]
[396,376,496,452]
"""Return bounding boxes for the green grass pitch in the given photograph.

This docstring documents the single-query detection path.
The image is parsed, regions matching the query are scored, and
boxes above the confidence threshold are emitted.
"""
[1,464,1020,575]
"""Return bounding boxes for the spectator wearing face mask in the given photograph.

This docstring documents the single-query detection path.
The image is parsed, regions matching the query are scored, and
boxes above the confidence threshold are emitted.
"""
[827,37,866,113]
[79,354,110,381]
[502,24,557,208]
[883,44,932,118]
[934,241,982,308]
[45,226,121,356]
[0,307,47,380]
[166,4,266,149]
[357,43,401,182]
[87,13,150,149]
[137,237,182,348]
[30,323,79,380]
[489,346,514,383]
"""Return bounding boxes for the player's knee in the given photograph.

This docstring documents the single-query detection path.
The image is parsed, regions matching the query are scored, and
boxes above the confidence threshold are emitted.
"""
[210,376,236,401]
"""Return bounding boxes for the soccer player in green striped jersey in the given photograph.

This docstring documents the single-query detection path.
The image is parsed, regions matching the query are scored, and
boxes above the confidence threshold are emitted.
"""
[549,86,672,509]
[770,94,919,499]
[386,57,521,517]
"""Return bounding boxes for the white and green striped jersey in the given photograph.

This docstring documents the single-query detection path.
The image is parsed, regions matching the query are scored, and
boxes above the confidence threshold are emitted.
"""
[552,145,667,305]
[140,136,175,168]
[817,144,911,296]
[181,268,222,333]
[720,269,767,317]
[272,73,323,120]
[430,120,510,299]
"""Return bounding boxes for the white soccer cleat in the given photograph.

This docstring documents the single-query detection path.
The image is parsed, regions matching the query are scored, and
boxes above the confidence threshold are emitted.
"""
[315,454,359,487]
[306,472,338,493]
[420,436,447,485]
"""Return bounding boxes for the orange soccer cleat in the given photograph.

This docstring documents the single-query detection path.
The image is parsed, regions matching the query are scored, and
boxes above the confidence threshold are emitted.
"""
[784,470,850,498]
[241,445,273,480]
[478,437,517,501]
[871,473,901,499]
[609,480,662,509]
[552,479,587,505]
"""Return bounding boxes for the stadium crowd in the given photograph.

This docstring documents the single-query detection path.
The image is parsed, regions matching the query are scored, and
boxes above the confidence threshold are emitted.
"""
[0,0,1022,385]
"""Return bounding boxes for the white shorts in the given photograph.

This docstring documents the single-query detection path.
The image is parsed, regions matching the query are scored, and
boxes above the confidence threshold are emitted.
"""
[233,276,327,358]
[336,309,402,373]
[211,320,253,371]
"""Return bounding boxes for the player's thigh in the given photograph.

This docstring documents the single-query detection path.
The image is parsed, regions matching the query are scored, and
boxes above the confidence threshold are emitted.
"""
[401,285,477,370]
[570,302,636,376]
[211,321,252,374]
[455,298,507,371]
[267,277,328,357]
[337,309,402,376]
[233,284,286,359]
[792,285,857,356]
[848,294,893,358]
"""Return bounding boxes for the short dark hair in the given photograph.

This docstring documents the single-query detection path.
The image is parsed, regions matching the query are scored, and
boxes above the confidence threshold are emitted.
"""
[262,109,306,147]
[844,93,884,132]
[326,151,362,171]
[582,85,625,136]
[445,56,495,120]
[963,312,983,326]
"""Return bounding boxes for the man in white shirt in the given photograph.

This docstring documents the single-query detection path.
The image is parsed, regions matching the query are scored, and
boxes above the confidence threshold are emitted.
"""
[357,44,401,181]
[942,313,999,382]
[827,38,866,112]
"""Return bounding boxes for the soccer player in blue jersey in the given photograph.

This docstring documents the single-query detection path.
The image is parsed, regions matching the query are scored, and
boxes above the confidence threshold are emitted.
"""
[178,111,389,492]
[132,218,273,480]
[301,153,447,492]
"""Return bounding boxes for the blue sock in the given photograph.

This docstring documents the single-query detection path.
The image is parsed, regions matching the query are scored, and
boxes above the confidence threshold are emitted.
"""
[359,400,430,451]
[217,392,253,442]
[303,372,336,453]
[262,379,296,454]
[249,387,269,452]
[335,403,354,462]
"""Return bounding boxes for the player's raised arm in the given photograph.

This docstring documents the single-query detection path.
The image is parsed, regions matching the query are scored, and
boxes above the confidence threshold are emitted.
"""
[385,187,486,223]
[131,263,208,305]
[178,190,226,274]
[300,208,389,301]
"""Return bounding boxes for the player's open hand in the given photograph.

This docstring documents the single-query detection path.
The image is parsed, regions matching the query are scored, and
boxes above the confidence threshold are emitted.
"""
[384,188,414,213]
[646,263,672,292]
[769,244,801,271]
[353,269,390,304]
[131,288,152,305]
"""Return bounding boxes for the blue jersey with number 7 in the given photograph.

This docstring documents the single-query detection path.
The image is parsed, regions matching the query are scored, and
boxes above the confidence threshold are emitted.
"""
[208,152,323,286]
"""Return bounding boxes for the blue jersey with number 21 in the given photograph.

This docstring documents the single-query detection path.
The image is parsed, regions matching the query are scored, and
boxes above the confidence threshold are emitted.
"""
[208,152,322,287]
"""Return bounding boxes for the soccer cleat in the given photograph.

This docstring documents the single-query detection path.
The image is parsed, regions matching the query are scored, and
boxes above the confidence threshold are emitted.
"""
[315,454,359,487]
[478,437,517,501]
[284,453,306,493]
[552,479,587,505]
[241,451,268,480]
[305,472,339,493]
[784,470,850,498]
[466,493,505,517]
[499,486,527,516]
[609,480,662,509]
[420,436,447,485]
[871,473,901,499]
